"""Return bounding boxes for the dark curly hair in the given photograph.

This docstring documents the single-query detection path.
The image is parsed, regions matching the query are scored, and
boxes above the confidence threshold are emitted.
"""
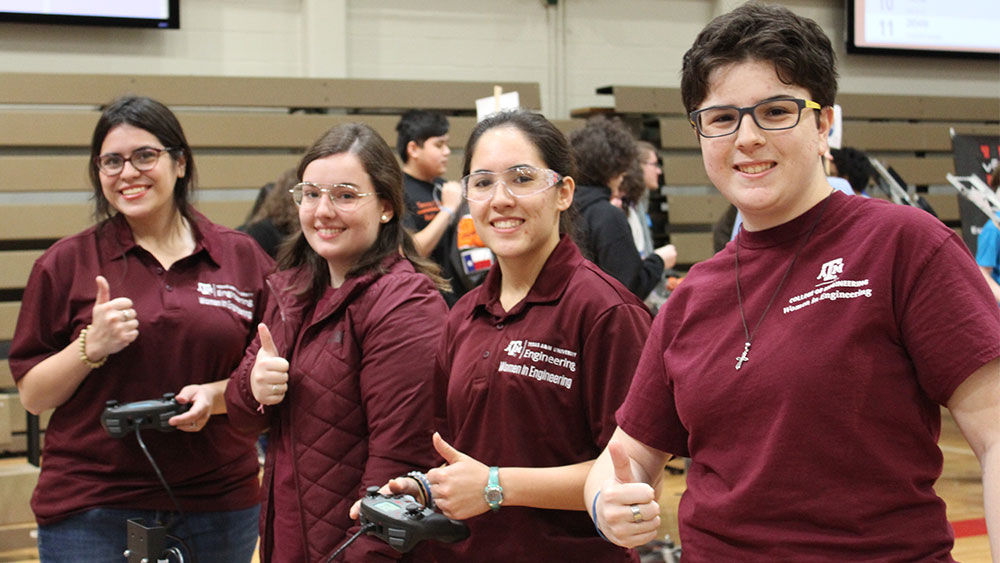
[568,115,638,188]
[680,2,838,115]
[830,147,875,194]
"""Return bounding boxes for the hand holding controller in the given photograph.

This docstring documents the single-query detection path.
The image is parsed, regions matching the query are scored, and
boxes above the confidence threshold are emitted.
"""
[358,486,470,553]
[101,393,192,438]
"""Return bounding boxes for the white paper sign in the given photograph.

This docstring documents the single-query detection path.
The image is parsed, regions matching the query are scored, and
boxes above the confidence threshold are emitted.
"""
[476,91,520,122]
[827,103,843,150]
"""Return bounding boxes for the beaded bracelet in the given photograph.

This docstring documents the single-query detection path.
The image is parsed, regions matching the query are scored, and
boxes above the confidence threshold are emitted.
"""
[78,325,108,369]
[406,471,434,509]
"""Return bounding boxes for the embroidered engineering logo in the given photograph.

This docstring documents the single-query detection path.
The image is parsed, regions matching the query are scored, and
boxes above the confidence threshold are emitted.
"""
[782,257,872,314]
[499,339,577,390]
[196,282,254,319]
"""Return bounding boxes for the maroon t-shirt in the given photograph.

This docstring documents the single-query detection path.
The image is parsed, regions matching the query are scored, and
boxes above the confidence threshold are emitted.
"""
[434,236,649,562]
[10,212,274,525]
[618,192,1000,561]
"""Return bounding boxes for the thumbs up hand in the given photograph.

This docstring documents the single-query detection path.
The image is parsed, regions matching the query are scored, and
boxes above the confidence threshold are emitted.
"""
[84,275,139,363]
[595,440,660,547]
[426,432,493,520]
[250,323,290,405]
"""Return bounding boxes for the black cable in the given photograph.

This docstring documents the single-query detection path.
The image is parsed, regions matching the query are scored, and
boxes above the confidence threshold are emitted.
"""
[134,426,198,563]
[324,523,376,563]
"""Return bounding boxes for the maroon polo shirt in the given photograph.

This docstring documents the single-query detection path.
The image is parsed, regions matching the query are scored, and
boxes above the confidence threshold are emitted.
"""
[10,211,273,525]
[434,235,648,562]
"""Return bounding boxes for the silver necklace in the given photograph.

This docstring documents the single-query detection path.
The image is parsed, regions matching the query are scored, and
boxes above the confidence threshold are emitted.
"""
[734,193,833,370]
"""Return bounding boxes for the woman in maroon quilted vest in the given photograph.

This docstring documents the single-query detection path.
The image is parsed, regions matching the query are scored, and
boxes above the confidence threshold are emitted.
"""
[225,123,449,562]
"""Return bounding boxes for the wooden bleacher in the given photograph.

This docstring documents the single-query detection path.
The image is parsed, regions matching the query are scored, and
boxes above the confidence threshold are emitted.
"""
[591,85,1000,267]
[0,71,556,551]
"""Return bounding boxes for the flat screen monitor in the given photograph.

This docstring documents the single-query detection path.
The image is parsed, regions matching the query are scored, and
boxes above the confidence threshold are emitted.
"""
[846,0,999,58]
[0,1,179,29]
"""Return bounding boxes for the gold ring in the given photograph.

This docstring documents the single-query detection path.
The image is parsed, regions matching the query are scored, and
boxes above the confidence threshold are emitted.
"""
[122,311,129,322]
[272,384,279,393]
[630,504,643,524]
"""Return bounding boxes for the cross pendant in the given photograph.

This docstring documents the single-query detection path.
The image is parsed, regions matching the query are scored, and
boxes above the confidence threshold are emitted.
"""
[735,341,750,370]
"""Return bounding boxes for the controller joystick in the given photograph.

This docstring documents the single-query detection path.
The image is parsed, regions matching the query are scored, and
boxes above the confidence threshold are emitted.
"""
[358,488,469,552]
[101,393,192,438]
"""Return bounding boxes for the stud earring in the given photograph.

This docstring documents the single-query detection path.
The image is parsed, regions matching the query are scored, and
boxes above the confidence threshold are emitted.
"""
[381,214,389,222]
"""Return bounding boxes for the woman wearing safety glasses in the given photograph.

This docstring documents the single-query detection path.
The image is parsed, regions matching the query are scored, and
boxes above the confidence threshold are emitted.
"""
[225,123,448,562]
[9,95,273,562]
[356,110,651,562]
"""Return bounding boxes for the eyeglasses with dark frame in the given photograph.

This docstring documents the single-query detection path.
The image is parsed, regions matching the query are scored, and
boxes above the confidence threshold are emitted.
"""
[461,166,563,202]
[688,98,822,138]
[95,146,179,176]
[290,182,377,211]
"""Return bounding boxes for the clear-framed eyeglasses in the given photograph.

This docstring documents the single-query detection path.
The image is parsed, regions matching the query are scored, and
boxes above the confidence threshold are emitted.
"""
[689,98,822,138]
[290,182,376,211]
[461,166,563,202]
[95,146,178,175]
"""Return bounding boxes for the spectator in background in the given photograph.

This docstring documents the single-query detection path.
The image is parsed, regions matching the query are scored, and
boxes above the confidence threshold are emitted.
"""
[238,168,300,258]
[570,116,676,298]
[10,95,271,562]
[225,123,448,562]
[396,110,474,304]
[614,142,659,259]
[829,146,875,196]
[975,169,1000,304]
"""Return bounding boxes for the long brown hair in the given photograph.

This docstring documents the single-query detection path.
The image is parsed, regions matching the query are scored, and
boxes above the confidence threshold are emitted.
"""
[277,123,448,297]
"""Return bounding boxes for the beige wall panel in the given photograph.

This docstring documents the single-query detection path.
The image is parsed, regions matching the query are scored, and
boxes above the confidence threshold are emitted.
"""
[0,112,96,147]
[0,156,90,191]
[0,395,11,446]
[6,399,51,435]
[659,118,699,149]
[0,251,43,291]
[0,362,12,390]
[670,233,716,265]
[0,462,39,525]
[1,204,92,240]
[597,86,685,115]
[838,93,1000,122]
[0,523,37,551]
[0,200,253,238]
[0,303,20,341]
[0,73,541,112]
[875,155,955,186]
[666,193,729,225]
[846,122,998,152]
[0,434,39,456]
[921,193,962,222]
[662,155,711,186]
[197,155,301,190]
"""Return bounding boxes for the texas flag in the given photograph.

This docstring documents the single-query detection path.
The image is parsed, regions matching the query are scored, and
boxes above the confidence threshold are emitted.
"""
[461,247,494,275]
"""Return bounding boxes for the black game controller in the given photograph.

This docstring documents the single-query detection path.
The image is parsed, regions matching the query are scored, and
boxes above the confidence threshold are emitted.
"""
[359,486,470,553]
[101,393,192,438]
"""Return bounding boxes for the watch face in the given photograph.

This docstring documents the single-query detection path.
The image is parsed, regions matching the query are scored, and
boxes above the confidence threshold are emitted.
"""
[486,488,503,503]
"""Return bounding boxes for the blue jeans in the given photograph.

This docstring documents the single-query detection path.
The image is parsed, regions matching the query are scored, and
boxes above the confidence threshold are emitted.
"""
[38,505,259,563]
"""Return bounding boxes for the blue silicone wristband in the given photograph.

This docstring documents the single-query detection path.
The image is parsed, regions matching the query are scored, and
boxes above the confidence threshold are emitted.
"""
[590,490,611,542]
